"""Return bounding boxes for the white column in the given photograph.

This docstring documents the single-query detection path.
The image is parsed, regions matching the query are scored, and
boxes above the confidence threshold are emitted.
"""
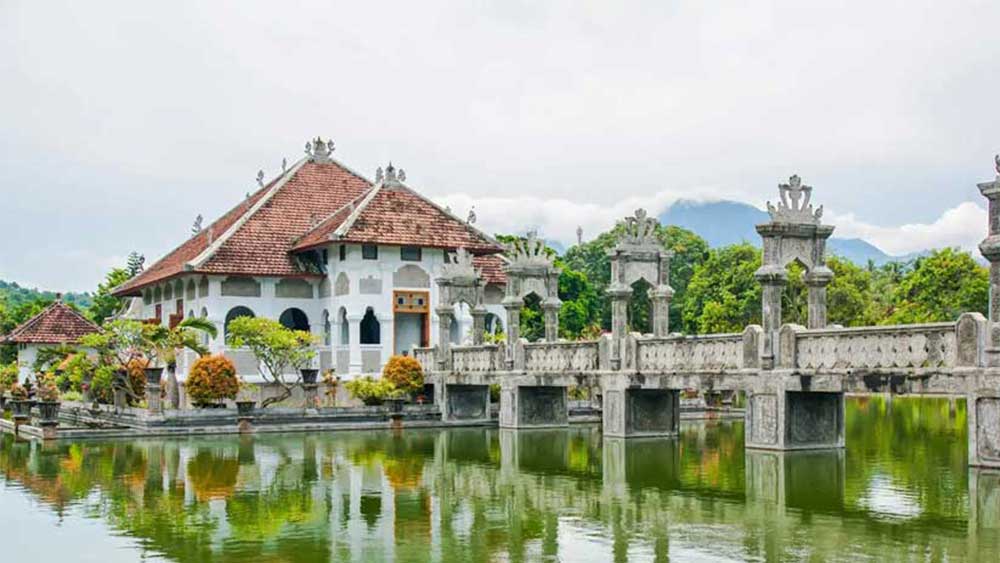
[348,313,363,374]
[379,312,394,366]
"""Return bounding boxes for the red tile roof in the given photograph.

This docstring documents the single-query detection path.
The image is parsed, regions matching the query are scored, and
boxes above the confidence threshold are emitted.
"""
[1,301,100,344]
[114,151,505,297]
[293,182,503,255]
[474,254,508,285]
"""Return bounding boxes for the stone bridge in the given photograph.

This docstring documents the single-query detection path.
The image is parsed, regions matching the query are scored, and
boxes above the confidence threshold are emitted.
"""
[416,160,1000,469]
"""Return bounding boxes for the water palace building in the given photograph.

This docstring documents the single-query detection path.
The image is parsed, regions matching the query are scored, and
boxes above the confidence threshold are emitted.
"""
[111,138,508,379]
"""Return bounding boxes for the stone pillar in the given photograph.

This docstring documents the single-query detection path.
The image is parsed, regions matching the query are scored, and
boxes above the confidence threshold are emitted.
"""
[607,285,632,370]
[602,379,679,438]
[503,299,523,369]
[804,266,833,329]
[471,307,487,345]
[978,165,1000,367]
[499,382,568,429]
[746,385,845,451]
[542,300,561,342]
[650,286,673,337]
[745,449,845,510]
[436,307,454,371]
[968,365,1000,469]
[755,269,787,370]
[442,384,490,423]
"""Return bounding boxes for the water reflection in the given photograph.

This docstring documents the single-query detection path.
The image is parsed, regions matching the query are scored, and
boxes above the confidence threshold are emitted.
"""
[0,397,998,561]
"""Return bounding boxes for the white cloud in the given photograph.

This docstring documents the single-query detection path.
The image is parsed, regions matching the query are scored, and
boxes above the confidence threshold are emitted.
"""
[830,202,987,256]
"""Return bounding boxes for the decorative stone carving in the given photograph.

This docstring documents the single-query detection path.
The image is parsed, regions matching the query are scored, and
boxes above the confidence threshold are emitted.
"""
[334,272,350,296]
[503,233,562,358]
[956,312,987,367]
[220,276,261,297]
[976,398,1000,461]
[318,277,331,298]
[275,278,314,299]
[305,137,335,163]
[634,334,742,372]
[750,394,778,445]
[793,323,959,370]
[435,248,488,366]
[757,175,836,367]
[523,342,600,372]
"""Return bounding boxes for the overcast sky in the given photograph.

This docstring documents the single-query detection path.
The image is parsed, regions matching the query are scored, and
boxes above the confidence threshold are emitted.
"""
[2,1,999,292]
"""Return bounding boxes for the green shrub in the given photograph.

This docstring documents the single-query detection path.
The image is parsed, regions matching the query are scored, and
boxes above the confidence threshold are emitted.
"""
[62,390,84,403]
[186,355,239,407]
[382,355,424,395]
[345,377,397,406]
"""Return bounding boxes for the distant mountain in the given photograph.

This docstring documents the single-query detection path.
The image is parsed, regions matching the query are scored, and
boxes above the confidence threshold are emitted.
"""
[0,280,92,309]
[658,199,920,266]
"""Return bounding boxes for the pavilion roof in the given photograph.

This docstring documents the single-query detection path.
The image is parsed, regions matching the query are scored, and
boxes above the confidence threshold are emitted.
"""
[0,300,100,345]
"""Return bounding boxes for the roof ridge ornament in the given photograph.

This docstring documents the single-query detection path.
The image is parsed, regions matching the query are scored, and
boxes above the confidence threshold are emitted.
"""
[382,162,406,186]
[256,170,264,187]
[995,154,1000,178]
[766,174,823,224]
[507,231,554,269]
[305,137,335,163]
[619,208,658,247]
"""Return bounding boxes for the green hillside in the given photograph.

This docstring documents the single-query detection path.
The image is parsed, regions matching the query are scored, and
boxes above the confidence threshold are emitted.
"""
[0,280,92,309]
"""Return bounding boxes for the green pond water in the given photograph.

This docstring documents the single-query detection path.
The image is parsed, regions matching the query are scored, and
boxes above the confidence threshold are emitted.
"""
[1,396,998,562]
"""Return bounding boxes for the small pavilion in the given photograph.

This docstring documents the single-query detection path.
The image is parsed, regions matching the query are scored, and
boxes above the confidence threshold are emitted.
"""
[0,299,100,379]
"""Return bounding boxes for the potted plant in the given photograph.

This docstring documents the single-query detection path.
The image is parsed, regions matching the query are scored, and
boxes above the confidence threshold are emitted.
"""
[235,378,259,416]
[186,355,240,408]
[9,383,31,421]
[35,375,61,424]
[0,362,18,412]
[382,355,424,402]
[322,370,339,406]
[345,376,396,406]
[301,368,319,385]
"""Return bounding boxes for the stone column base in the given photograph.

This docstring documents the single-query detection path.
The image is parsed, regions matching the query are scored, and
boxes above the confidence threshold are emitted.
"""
[442,384,490,423]
[237,418,254,434]
[602,388,679,438]
[499,384,568,429]
[746,381,844,451]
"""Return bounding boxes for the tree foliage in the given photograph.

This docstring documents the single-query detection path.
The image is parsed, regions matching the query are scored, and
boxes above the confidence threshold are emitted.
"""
[225,316,316,407]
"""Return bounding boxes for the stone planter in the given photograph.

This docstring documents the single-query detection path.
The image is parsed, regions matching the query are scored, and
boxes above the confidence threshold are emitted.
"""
[144,367,164,387]
[0,394,7,412]
[11,399,31,421]
[37,401,60,425]
[236,400,256,417]
[387,398,405,414]
[300,369,319,385]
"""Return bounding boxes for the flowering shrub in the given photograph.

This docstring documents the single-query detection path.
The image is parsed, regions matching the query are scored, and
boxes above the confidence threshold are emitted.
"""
[9,383,28,400]
[345,377,397,406]
[0,362,17,394]
[382,355,424,395]
[186,355,239,406]
[36,375,60,402]
[125,358,149,402]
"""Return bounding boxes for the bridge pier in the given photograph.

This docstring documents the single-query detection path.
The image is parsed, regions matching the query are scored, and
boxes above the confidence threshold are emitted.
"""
[746,449,845,512]
[968,380,1000,469]
[602,382,679,438]
[746,378,845,450]
[499,383,568,429]
[441,384,491,424]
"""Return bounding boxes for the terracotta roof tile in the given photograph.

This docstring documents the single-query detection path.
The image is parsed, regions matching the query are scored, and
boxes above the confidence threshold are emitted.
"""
[474,254,508,285]
[114,152,505,297]
[1,301,100,344]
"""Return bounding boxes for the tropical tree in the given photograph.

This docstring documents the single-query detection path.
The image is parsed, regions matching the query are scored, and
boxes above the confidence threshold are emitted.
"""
[142,317,219,409]
[225,317,316,407]
[681,243,762,333]
[886,248,989,323]
[88,267,132,325]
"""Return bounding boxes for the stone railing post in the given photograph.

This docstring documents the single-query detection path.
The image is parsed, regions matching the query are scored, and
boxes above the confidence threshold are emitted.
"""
[776,324,804,369]
[741,325,764,370]
[956,312,988,368]
[435,307,454,371]
[512,338,527,370]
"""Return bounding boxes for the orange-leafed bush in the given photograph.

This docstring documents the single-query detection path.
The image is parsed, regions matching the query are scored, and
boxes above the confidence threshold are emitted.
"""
[186,355,239,406]
[382,355,424,395]
[125,358,148,403]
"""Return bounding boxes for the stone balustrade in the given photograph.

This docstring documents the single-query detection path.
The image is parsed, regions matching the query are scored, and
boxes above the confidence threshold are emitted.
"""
[452,344,504,373]
[522,341,600,372]
[413,347,436,374]
[633,333,744,372]
[782,321,962,371]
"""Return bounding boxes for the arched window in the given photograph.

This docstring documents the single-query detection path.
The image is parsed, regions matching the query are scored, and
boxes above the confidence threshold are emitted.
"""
[225,306,255,340]
[322,310,331,346]
[279,308,310,332]
[484,312,503,335]
[339,307,349,346]
[360,307,380,345]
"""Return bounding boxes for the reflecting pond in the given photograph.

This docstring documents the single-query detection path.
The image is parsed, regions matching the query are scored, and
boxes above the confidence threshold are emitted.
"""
[1,396,998,562]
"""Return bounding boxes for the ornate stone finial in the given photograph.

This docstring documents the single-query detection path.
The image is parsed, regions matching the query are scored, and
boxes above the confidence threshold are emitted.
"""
[375,166,384,183]
[305,137,335,163]
[383,162,405,186]
[506,231,554,269]
[256,170,264,187]
[467,206,477,224]
[445,206,452,214]
[398,169,406,182]
[576,225,583,245]
[282,157,287,172]
[440,247,479,280]
[191,214,203,235]
[618,209,659,247]
[766,174,823,224]
[995,154,1000,177]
